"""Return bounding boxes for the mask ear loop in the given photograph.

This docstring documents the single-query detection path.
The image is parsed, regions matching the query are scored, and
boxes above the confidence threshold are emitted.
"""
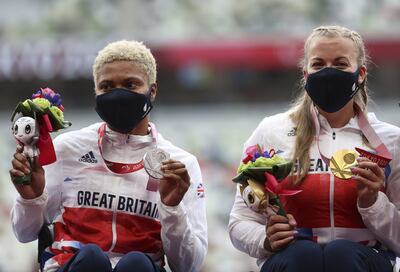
[355,67,367,90]
[347,68,363,102]
[148,85,154,99]
[147,84,158,149]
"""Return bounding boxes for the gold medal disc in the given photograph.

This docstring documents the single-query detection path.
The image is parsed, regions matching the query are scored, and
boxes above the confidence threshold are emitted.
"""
[329,149,359,180]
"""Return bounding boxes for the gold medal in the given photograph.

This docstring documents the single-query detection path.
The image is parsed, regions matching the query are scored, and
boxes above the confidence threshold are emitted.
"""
[329,149,358,180]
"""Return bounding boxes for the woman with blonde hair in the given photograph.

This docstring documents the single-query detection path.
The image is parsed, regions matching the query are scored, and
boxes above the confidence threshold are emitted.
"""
[229,25,400,272]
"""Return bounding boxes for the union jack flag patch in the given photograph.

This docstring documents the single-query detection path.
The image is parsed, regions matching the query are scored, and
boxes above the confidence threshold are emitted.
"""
[197,183,205,198]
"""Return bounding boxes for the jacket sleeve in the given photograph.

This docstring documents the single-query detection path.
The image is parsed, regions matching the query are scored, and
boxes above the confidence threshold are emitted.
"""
[158,155,207,272]
[228,185,272,259]
[228,118,273,261]
[11,137,64,243]
[358,134,400,255]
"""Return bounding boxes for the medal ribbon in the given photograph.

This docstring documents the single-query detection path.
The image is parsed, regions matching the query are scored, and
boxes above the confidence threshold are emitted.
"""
[97,122,158,174]
[310,103,392,167]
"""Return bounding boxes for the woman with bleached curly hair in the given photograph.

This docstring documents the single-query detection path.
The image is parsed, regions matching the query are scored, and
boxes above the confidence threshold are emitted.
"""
[10,40,207,272]
[229,25,400,272]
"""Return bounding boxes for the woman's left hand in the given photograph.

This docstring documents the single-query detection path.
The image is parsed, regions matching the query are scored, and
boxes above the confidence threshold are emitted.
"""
[159,159,190,207]
[351,157,385,208]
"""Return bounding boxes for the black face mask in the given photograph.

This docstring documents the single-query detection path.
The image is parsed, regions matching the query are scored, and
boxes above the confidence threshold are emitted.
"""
[305,67,360,113]
[95,88,153,134]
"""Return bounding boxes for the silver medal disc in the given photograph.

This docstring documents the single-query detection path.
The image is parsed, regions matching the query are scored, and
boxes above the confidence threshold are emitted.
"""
[143,148,170,179]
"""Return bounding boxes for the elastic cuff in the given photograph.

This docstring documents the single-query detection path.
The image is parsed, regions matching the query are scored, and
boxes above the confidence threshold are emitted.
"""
[258,233,272,256]
[158,200,186,216]
[16,190,48,206]
[358,191,387,215]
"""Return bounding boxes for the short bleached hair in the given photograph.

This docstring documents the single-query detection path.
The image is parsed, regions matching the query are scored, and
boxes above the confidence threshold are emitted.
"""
[93,40,157,87]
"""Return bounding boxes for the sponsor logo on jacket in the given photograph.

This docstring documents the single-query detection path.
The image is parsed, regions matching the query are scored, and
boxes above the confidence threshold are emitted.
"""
[79,151,98,163]
[287,127,297,137]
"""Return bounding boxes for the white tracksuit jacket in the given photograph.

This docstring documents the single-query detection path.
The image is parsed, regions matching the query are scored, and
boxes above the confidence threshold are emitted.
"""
[11,122,207,272]
[229,110,400,269]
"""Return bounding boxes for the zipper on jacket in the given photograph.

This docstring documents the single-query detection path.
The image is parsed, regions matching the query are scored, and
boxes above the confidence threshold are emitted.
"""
[329,173,335,240]
[107,191,118,253]
[108,212,118,252]
[332,131,336,140]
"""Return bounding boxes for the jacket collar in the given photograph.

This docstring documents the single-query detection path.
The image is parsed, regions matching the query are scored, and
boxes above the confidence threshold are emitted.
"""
[316,107,378,132]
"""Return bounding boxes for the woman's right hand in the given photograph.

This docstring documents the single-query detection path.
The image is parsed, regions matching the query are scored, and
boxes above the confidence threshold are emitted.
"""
[264,214,297,251]
[9,148,45,199]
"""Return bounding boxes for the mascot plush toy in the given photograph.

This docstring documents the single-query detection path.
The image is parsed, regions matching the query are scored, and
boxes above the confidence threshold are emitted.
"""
[13,116,40,157]
[233,145,301,216]
[11,88,71,185]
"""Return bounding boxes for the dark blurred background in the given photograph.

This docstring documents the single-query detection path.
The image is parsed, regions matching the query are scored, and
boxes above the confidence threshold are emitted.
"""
[0,1,399,271]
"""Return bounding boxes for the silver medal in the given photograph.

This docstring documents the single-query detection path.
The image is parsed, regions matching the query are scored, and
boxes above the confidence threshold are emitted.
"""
[143,148,170,179]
